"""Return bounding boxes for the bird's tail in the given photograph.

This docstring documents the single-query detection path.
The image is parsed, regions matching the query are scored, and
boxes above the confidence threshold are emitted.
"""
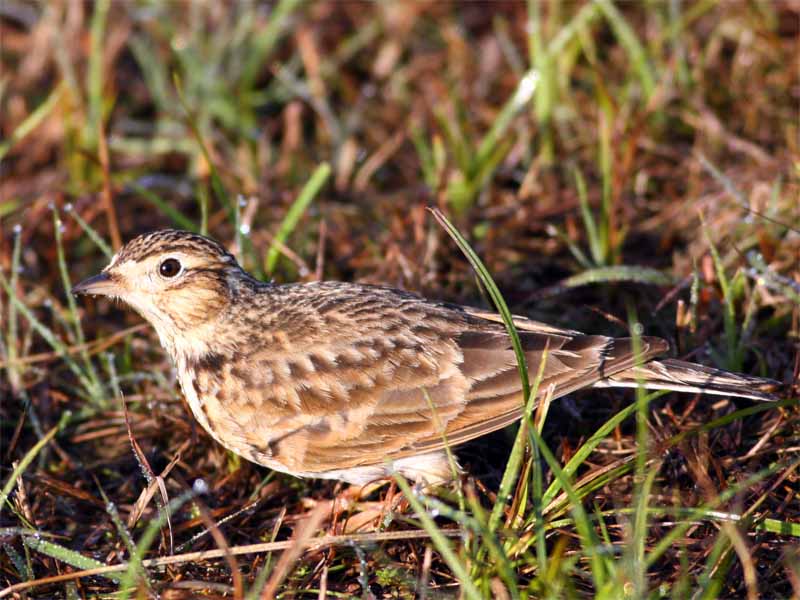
[596,359,781,402]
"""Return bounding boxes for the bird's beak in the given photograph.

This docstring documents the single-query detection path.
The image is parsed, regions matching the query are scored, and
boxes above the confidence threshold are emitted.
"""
[71,272,120,297]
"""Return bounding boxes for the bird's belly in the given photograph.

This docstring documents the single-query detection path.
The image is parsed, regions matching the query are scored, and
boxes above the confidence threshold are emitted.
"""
[176,366,293,473]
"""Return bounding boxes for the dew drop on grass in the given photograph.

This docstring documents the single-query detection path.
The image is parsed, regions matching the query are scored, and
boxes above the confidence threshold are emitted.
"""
[238,195,247,208]
[515,71,540,103]
[412,481,425,498]
[193,478,209,495]
[632,322,644,336]
[239,223,251,235]
[382,512,394,528]
[13,224,21,235]
[350,543,369,591]
[63,203,73,212]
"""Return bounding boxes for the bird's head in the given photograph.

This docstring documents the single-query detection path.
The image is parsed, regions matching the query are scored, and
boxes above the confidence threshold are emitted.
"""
[73,230,246,346]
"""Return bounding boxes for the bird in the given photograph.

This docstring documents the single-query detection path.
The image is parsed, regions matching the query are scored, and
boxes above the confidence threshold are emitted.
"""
[72,229,780,485]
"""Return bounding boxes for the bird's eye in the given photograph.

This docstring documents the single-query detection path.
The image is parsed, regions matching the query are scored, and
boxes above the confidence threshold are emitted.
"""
[159,258,182,278]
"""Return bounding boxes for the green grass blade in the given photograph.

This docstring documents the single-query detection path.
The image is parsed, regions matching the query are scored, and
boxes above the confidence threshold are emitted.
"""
[434,106,473,178]
[546,2,601,59]
[595,0,656,99]
[410,125,438,190]
[1,420,65,517]
[523,352,550,570]
[54,208,104,402]
[462,492,519,599]
[700,214,743,370]
[393,475,482,600]
[173,72,234,222]
[596,84,614,264]
[118,490,195,599]
[65,204,113,259]
[559,265,674,289]
[696,532,734,599]
[544,460,637,524]
[430,208,541,535]
[127,34,171,114]
[99,486,137,560]
[546,224,593,270]
[628,308,654,596]
[422,388,464,511]
[0,198,21,219]
[528,0,555,162]
[422,494,518,598]
[5,226,23,388]
[23,536,121,583]
[529,427,608,590]
[429,208,529,397]
[241,0,305,89]
[265,162,331,275]
[757,518,800,537]
[475,69,539,169]
[87,0,110,149]
[542,391,668,508]
[128,183,198,232]
[0,270,95,394]
[0,84,65,161]
[3,543,32,581]
[573,166,603,265]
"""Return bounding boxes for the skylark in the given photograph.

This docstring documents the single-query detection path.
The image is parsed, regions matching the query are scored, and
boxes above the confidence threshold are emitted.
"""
[73,230,779,484]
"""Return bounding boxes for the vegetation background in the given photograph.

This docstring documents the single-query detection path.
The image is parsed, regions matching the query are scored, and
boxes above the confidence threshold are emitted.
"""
[1,0,798,597]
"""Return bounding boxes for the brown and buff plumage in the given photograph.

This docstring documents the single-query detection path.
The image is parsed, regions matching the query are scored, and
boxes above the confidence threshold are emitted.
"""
[73,230,780,484]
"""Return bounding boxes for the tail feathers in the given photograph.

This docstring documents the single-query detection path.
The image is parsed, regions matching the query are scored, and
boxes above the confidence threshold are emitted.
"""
[599,359,781,402]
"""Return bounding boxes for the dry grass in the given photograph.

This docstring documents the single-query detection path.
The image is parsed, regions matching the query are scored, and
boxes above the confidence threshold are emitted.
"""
[1,1,799,598]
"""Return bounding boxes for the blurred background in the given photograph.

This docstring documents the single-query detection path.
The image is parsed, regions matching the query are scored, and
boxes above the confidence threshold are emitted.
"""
[1,1,798,597]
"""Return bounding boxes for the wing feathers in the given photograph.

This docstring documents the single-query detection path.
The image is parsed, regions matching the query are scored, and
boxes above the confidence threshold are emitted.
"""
[399,335,668,458]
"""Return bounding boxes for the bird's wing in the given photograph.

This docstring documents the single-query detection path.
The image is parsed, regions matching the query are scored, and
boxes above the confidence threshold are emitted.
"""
[404,324,667,456]
[230,283,668,473]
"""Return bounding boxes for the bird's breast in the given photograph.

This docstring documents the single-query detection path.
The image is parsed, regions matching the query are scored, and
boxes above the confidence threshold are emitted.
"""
[176,364,227,449]
[175,358,300,473]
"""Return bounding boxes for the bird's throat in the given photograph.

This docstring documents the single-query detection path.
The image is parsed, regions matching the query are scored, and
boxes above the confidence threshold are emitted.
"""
[154,315,232,370]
